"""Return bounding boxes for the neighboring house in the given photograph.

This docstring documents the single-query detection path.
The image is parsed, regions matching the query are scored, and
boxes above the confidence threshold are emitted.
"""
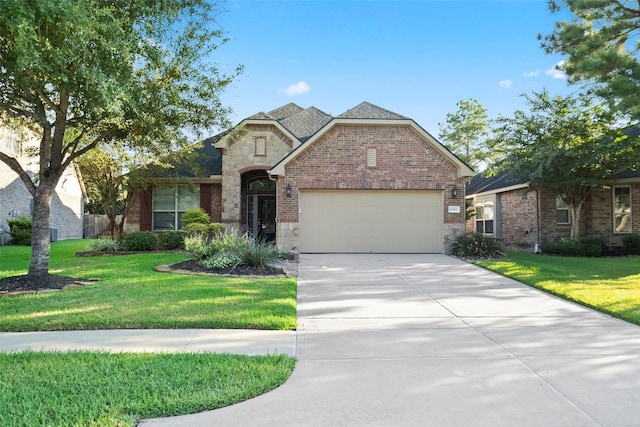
[0,125,85,243]
[465,170,640,250]
[128,102,474,253]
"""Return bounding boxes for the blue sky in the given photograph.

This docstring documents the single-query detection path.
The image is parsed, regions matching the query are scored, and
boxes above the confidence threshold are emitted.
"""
[214,0,573,134]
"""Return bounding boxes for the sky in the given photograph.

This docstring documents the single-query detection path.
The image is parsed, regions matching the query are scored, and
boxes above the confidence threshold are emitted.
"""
[212,0,575,135]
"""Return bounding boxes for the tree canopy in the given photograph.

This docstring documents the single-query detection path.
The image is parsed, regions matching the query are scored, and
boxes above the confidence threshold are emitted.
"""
[541,0,640,119]
[493,90,639,239]
[438,99,493,170]
[0,0,240,280]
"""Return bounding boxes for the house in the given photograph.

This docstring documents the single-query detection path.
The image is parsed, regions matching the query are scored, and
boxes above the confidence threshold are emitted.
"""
[128,102,474,253]
[0,125,85,243]
[465,170,640,250]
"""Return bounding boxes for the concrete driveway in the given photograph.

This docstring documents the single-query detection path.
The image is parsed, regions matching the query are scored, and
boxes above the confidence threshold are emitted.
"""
[142,254,640,427]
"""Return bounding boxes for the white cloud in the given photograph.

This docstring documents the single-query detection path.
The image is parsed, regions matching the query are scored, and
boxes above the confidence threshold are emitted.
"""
[545,61,567,79]
[282,81,310,96]
[498,80,512,88]
[523,69,540,77]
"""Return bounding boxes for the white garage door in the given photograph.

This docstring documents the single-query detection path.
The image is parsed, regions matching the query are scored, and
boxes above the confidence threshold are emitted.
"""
[299,190,443,253]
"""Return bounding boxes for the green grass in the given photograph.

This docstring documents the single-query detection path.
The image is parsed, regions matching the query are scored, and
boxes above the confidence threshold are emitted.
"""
[0,239,297,331]
[0,240,297,426]
[0,351,295,427]
[476,251,640,325]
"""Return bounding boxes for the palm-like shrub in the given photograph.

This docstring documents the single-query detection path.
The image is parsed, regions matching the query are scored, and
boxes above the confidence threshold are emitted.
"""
[451,232,505,259]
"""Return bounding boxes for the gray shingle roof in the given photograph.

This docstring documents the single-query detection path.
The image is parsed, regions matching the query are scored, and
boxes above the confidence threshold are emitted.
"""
[465,172,525,196]
[266,103,304,121]
[280,107,333,142]
[337,102,408,119]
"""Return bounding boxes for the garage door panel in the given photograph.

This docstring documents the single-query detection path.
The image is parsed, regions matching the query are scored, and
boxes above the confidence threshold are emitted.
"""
[299,190,442,253]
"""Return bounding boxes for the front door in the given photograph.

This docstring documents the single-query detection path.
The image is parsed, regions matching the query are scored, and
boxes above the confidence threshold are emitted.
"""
[248,195,276,242]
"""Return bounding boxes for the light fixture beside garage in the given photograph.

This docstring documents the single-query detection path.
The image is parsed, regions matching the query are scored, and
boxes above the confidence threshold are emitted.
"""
[450,185,458,199]
[286,183,292,198]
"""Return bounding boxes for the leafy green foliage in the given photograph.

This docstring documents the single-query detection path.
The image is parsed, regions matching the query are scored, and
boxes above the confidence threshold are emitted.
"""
[0,351,295,427]
[451,232,505,259]
[159,231,185,250]
[493,90,638,239]
[182,208,211,226]
[623,234,640,255]
[0,0,241,278]
[237,240,281,268]
[541,237,605,257]
[7,216,32,246]
[438,98,494,168]
[541,0,640,120]
[121,231,158,252]
[89,238,120,252]
[202,252,238,270]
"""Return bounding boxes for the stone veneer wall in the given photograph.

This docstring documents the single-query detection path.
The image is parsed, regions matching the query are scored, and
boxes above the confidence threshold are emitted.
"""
[220,125,294,228]
[275,124,466,253]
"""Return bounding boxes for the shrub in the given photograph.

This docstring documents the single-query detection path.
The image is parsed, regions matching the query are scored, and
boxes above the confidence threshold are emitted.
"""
[202,251,238,270]
[160,231,184,250]
[121,231,158,252]
[236,240,280,268]
[541,237,604,257]
[451,232,505,259]
[7,216,32,246]
[623,234,640,255]
[213,231,248,255]
[182,208,210,226]
[184,234,216,260]
[183,222,226,239]
[89,238,120,252]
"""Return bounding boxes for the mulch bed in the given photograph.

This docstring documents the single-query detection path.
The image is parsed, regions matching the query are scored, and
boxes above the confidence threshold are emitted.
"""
[0,274,89,293]
[169,259,285,276]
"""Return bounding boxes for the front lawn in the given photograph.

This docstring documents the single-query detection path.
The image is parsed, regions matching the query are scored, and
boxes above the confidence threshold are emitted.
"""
[476,251,640,325]
[0,239,297,426]
[0,351,295,427]
[0,239,297,331]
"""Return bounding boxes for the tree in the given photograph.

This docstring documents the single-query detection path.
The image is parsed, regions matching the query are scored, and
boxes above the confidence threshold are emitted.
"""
[0,0,240,283]
[493,90,639,239]
[78,143,201,241]
[438,99,493,170]
[541,0,640,119]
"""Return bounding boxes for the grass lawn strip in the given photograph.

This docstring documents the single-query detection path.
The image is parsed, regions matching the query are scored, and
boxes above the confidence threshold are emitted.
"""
[0,240,297,425]
[0,240,296,331]
[0,351,295,427]
[476,251,640,325]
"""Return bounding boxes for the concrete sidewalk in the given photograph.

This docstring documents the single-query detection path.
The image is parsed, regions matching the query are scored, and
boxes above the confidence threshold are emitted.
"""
[141,253,640,427]
[0,329,296,356]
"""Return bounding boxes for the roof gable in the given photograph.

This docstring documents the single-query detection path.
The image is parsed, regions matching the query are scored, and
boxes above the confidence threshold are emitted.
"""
[337,102,408,119]
[266,103,304,120]
[280,107,332,142]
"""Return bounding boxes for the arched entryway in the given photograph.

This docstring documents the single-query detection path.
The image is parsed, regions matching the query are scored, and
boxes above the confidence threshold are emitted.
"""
[241,170,276,242]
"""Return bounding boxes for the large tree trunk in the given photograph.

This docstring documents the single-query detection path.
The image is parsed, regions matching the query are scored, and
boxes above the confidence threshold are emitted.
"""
[28,186,54,283]
[569,201,585,240]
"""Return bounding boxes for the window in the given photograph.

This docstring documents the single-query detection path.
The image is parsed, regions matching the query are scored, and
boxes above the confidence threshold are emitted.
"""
[255,136,266,156]
[614,186,632,233]
[556,196,570,224]
[475,199,494,235]
[153,184,200,230]
[1,127,20,155]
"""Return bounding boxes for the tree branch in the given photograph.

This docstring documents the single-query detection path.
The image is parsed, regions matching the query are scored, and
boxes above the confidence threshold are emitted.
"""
[0,152,37,196]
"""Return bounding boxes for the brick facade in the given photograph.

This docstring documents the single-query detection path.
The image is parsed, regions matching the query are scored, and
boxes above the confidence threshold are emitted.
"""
[128,103,474,253]
[467,182,640,251]
[276,124,466,252]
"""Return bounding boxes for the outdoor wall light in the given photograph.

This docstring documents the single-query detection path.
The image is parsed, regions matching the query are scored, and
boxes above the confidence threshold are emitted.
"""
[450,185,458,199]
[286,183,292,198]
